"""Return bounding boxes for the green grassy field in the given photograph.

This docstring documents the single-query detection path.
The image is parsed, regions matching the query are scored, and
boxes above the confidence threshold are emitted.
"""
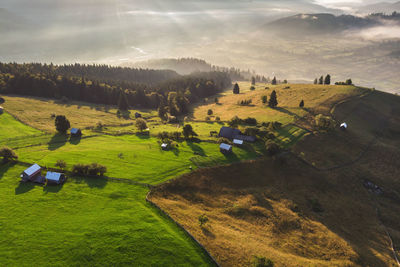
[0,112,41,139]
[13,134,260,185]
[0,164,213,266]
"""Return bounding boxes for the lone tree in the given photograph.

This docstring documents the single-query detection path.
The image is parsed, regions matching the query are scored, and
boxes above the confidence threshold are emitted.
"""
[314,78,318,84]
[182,124,198,139]
[299,100,304,108]
[0,147,18,163]
[207,109,213,116]
[271,76,277,85]
[117,91,129,111]
[261,95,268,104]
[0,97,4,104]
[233,83,240,94]
[214,97,219,104]
[198,214,209,227]
[268,90,278,108]
[251,76,256,85]
[319,76,324,84]
[324,74,331,85]
[135,118,147,132]
[55,115,70,134]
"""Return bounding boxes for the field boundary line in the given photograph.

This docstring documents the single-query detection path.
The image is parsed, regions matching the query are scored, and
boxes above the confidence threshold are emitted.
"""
[146,191,219,267]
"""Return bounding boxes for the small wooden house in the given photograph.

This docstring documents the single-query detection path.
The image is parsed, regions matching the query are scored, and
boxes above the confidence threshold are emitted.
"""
[70,128,82,137]
[135,112,142,118]
[220,143,232,154]
[45,171,66,185]
[340,122,348,131]
[20,164,42,182]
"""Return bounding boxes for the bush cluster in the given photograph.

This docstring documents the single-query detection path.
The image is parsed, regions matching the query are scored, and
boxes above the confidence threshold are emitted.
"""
[313,114,336,131]
[237,99,252,106]
[228,116,257,127]
[157,131,182,142]
[72,163,107,176]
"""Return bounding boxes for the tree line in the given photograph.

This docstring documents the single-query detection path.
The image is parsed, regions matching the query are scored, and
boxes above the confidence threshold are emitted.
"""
[0,63,231,116]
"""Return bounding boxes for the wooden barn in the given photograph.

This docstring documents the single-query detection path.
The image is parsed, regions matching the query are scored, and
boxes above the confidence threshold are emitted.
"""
[70,128,82,137]
[45,172,66,185]
[220,143,232,154]
[20,164,42,182]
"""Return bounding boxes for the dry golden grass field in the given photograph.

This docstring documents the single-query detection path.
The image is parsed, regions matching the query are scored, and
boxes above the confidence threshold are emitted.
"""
[2,95,156,132]
[191,82,364,123]
[151,90,400,267]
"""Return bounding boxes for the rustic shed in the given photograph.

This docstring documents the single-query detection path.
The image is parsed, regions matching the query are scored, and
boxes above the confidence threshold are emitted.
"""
[20,164,42,182]
[70,128,82,137]
[220,143,232,154]
[45,172,66,185]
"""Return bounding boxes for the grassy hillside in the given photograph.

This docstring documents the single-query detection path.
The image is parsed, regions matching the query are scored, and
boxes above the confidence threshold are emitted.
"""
[0,112,41,139]
[0,164,213,266]
[192,83,363,123]
[2,95,156,132]
[150,90,400,266]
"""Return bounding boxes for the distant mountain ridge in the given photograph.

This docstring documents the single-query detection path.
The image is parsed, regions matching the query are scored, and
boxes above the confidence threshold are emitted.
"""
[358,1,400,14]
[265,12,400,36]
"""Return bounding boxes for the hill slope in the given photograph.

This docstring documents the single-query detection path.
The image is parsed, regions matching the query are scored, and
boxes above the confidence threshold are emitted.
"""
[150,90,400,266]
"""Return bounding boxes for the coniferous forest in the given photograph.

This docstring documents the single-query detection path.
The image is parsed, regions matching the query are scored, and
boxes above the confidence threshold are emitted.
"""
[0,63,231,115]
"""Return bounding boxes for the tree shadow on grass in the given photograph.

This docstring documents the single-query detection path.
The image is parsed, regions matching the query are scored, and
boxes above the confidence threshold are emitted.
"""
[223,152,239,162]
[48,133,68,151]
[43,183,64,193]
[275,107,297,117]
[0,162,16,180]
[187,142,206,157]
[74,175,108,189]
[201,227,216,239]
[69,136,81,145]
[15,182,36,195]
[136,132,150,139]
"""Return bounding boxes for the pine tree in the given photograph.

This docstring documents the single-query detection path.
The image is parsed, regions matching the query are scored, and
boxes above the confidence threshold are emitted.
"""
[251,76,256,85]
[268,90,278,108]
[118,91,129,111]
[233,83,240,94]
[299,100,304,108]
[324,74,331,85]
[271,76,277,85]
[55,115,70,134]
[319,76,324,84]
[314,78,318,84]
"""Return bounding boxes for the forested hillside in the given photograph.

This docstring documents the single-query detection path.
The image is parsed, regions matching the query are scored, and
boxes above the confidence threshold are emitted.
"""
[0,63,231,115]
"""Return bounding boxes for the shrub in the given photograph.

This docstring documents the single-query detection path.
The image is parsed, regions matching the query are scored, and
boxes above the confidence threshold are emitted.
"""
[299,100,304,108]
[205,116,211,121]
[55,115,70,134]
[252,256,274,267]
[314,114,336,131]
[215,116,221,122]
[135,118,147,132]
[228,116,242,128]
[265,140,280,156]
[0,147,18,163]
[244,126,259,136]
[198,214,209,227]
[265,87,269,90]
[261,95,267,104]
[244,117,257,125]
[72,163,107,177]
[95,122,104,131]
[238,99,252,106]
[207,109,213,116]
[55,160,66,169]
[250,86,255,91]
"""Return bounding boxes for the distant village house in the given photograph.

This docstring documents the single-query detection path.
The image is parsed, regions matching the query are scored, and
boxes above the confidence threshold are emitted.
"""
[45,171,66,185]
[20,164,45,183]
[220,143,232,154]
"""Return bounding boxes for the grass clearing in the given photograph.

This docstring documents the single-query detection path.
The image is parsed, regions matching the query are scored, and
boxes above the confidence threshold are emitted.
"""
[2,95,156,132]
[0,164,213,266]
[192,83,362,123]
[0,112,41,139]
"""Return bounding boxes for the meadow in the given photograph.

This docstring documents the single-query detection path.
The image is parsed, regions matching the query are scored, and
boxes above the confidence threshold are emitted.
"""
[192,83,363,123]
[0,164,213,266]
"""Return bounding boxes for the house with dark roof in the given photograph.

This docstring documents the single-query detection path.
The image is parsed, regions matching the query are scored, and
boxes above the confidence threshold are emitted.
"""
[45,172,66,185]
[218,127,241,139]
[70,128,82,137]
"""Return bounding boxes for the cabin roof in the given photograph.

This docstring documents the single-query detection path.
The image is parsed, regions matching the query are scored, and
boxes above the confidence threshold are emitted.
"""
[220,143,232,150]
[340,122,348,128]
[70,128,81,134]
[23,164,41,176]
[233,139,244,145]
[45,171,62,182]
